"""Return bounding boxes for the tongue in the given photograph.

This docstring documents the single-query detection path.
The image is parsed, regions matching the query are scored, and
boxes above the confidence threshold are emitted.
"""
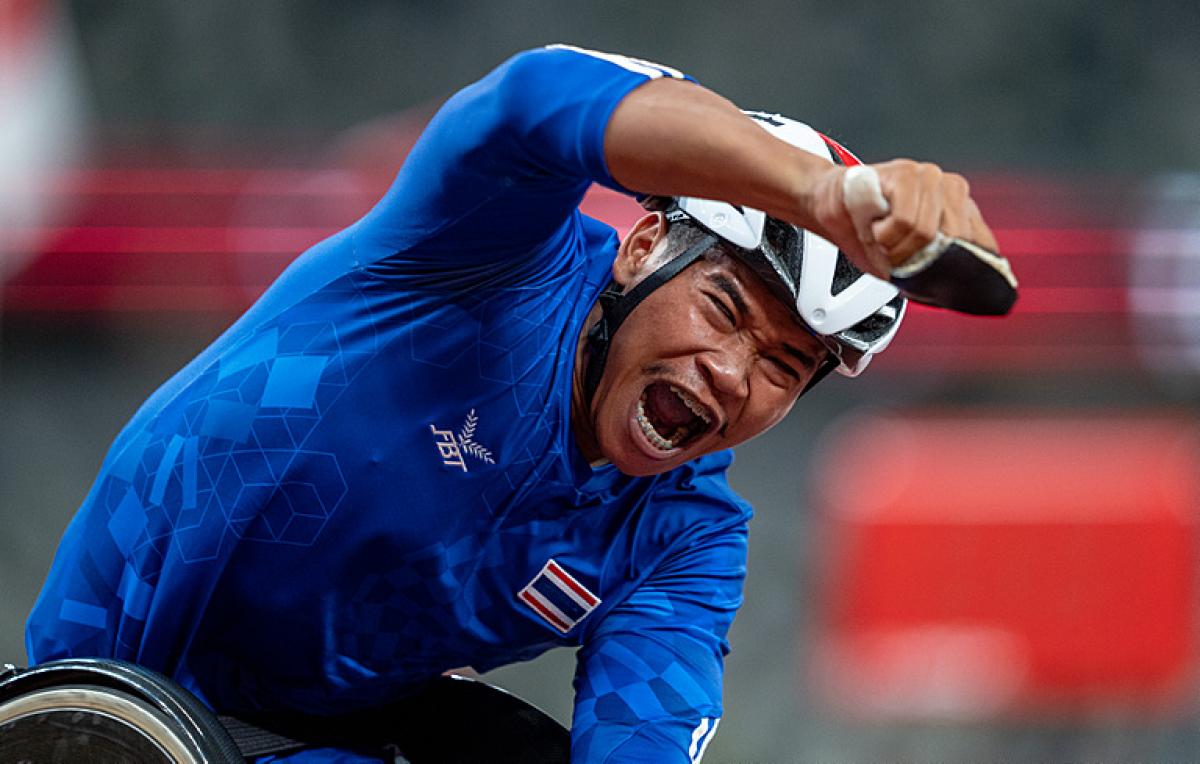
[645,383,694,430]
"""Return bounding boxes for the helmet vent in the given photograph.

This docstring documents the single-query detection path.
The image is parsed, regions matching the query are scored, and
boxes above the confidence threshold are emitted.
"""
[831,251,862,296]
[839,294,905,345]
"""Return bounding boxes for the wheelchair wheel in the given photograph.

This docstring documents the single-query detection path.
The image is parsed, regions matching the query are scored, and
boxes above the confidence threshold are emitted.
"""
[0,683,202,763]
[0,659,243,763]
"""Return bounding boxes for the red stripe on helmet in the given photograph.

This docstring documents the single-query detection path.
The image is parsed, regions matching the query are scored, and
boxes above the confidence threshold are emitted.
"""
[818,133,861,167]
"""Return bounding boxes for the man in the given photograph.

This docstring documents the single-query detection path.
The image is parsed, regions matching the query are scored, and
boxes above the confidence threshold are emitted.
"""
[26,45,1005,761]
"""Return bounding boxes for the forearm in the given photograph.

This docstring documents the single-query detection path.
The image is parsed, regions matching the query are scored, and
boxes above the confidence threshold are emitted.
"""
[603,75,1006,291]
[604,78,836,238]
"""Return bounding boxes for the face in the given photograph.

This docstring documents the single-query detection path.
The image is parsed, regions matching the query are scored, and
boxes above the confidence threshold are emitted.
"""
[575,214,831,477]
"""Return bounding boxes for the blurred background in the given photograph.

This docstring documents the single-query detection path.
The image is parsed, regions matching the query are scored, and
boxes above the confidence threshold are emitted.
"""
[3,0,1200,760]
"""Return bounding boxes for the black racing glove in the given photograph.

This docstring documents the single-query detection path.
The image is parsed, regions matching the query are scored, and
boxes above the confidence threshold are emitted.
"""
[890,233,1018,315]
[842,165,1018,315]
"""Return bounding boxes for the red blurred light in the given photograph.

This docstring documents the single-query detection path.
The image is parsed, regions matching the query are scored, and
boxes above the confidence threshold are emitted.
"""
[2,163,1182,374]
[812,413,1200,719]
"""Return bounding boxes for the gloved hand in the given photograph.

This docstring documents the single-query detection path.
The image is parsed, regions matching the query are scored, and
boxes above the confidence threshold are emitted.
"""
[842,164,1018,315]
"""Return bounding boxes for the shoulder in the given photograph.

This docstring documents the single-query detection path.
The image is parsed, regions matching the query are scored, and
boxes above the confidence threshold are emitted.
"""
[578,452,751,645]
[658,450,754,526]
[627,450,753,572]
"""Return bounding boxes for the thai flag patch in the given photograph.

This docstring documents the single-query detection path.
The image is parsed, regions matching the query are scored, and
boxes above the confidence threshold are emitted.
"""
[518,559,601,634]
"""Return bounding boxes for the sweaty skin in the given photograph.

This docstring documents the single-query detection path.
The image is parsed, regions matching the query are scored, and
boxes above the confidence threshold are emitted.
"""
[28,47,1001,764]
[572,213,829,477]
[576,75,1002,475]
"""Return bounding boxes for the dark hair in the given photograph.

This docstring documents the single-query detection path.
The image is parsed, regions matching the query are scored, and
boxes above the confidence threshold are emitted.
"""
[659,217,731,267]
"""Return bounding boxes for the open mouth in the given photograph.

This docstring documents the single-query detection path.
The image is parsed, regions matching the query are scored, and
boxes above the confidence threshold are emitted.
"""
[635,381,714,452]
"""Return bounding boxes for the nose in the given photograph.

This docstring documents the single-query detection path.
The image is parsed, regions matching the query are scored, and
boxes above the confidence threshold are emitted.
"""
[698,346,750,402]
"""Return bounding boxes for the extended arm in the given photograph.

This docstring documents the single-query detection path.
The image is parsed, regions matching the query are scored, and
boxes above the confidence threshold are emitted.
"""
[605,77,1000,280]
[367,43,1006,303]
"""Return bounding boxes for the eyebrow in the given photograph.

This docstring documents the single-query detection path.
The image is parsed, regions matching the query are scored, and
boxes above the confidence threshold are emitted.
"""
[708,274,749,318]
[782,343,817,372]
[707,273,817,375]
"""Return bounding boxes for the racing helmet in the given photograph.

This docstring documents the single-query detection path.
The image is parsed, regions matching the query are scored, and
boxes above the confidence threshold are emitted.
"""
[584,112,906,402]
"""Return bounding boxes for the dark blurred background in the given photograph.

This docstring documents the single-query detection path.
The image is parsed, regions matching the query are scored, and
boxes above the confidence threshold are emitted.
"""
[3,1,1200,761]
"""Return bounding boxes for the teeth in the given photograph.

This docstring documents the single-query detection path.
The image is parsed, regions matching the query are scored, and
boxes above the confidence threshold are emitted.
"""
[637,398,680,451]
[669,385,711,425]
[636,387,713,453]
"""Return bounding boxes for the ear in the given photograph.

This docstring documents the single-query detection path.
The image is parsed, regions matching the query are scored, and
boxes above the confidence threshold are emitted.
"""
[612,212,668,289]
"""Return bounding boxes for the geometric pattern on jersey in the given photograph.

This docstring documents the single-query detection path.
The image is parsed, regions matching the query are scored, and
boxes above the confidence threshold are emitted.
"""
[105,273,380,552]
[571,606,725,761]
[38,271,380,661]
[28,45,749,763]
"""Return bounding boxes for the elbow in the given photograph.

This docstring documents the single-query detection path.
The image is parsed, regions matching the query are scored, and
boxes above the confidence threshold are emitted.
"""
[489,46,562,111]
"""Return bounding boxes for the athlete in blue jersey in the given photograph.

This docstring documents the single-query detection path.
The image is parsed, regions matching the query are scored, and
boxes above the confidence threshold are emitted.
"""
[26,45,1006,762]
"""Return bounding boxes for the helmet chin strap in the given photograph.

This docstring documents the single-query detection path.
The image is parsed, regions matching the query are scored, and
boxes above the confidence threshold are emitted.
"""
[583,234,717,406]
[583,231,844,406]
[800,355,838,396]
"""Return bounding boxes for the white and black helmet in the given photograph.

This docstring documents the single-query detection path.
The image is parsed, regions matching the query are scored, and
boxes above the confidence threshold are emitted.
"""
[584,112,906,401]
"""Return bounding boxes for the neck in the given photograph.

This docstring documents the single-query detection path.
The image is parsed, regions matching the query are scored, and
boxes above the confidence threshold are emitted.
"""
[571,301,605,465]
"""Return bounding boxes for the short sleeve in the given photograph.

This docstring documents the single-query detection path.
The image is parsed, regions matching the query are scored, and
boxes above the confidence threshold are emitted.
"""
[356,45,692,269]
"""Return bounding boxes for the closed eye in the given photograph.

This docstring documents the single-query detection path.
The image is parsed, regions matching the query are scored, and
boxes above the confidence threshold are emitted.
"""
[783,343,818,373]
[706,292,736,327]
[766,355,801,381]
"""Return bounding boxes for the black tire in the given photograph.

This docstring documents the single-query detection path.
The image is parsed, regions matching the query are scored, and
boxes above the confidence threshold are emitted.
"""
[0,683,199,763]
[0,659,243,763]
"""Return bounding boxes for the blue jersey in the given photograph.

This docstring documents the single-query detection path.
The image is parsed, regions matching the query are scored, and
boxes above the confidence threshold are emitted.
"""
[27,45,749,763]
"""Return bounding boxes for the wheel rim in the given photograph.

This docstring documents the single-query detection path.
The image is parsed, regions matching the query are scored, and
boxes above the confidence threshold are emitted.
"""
[0,686,202,764]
